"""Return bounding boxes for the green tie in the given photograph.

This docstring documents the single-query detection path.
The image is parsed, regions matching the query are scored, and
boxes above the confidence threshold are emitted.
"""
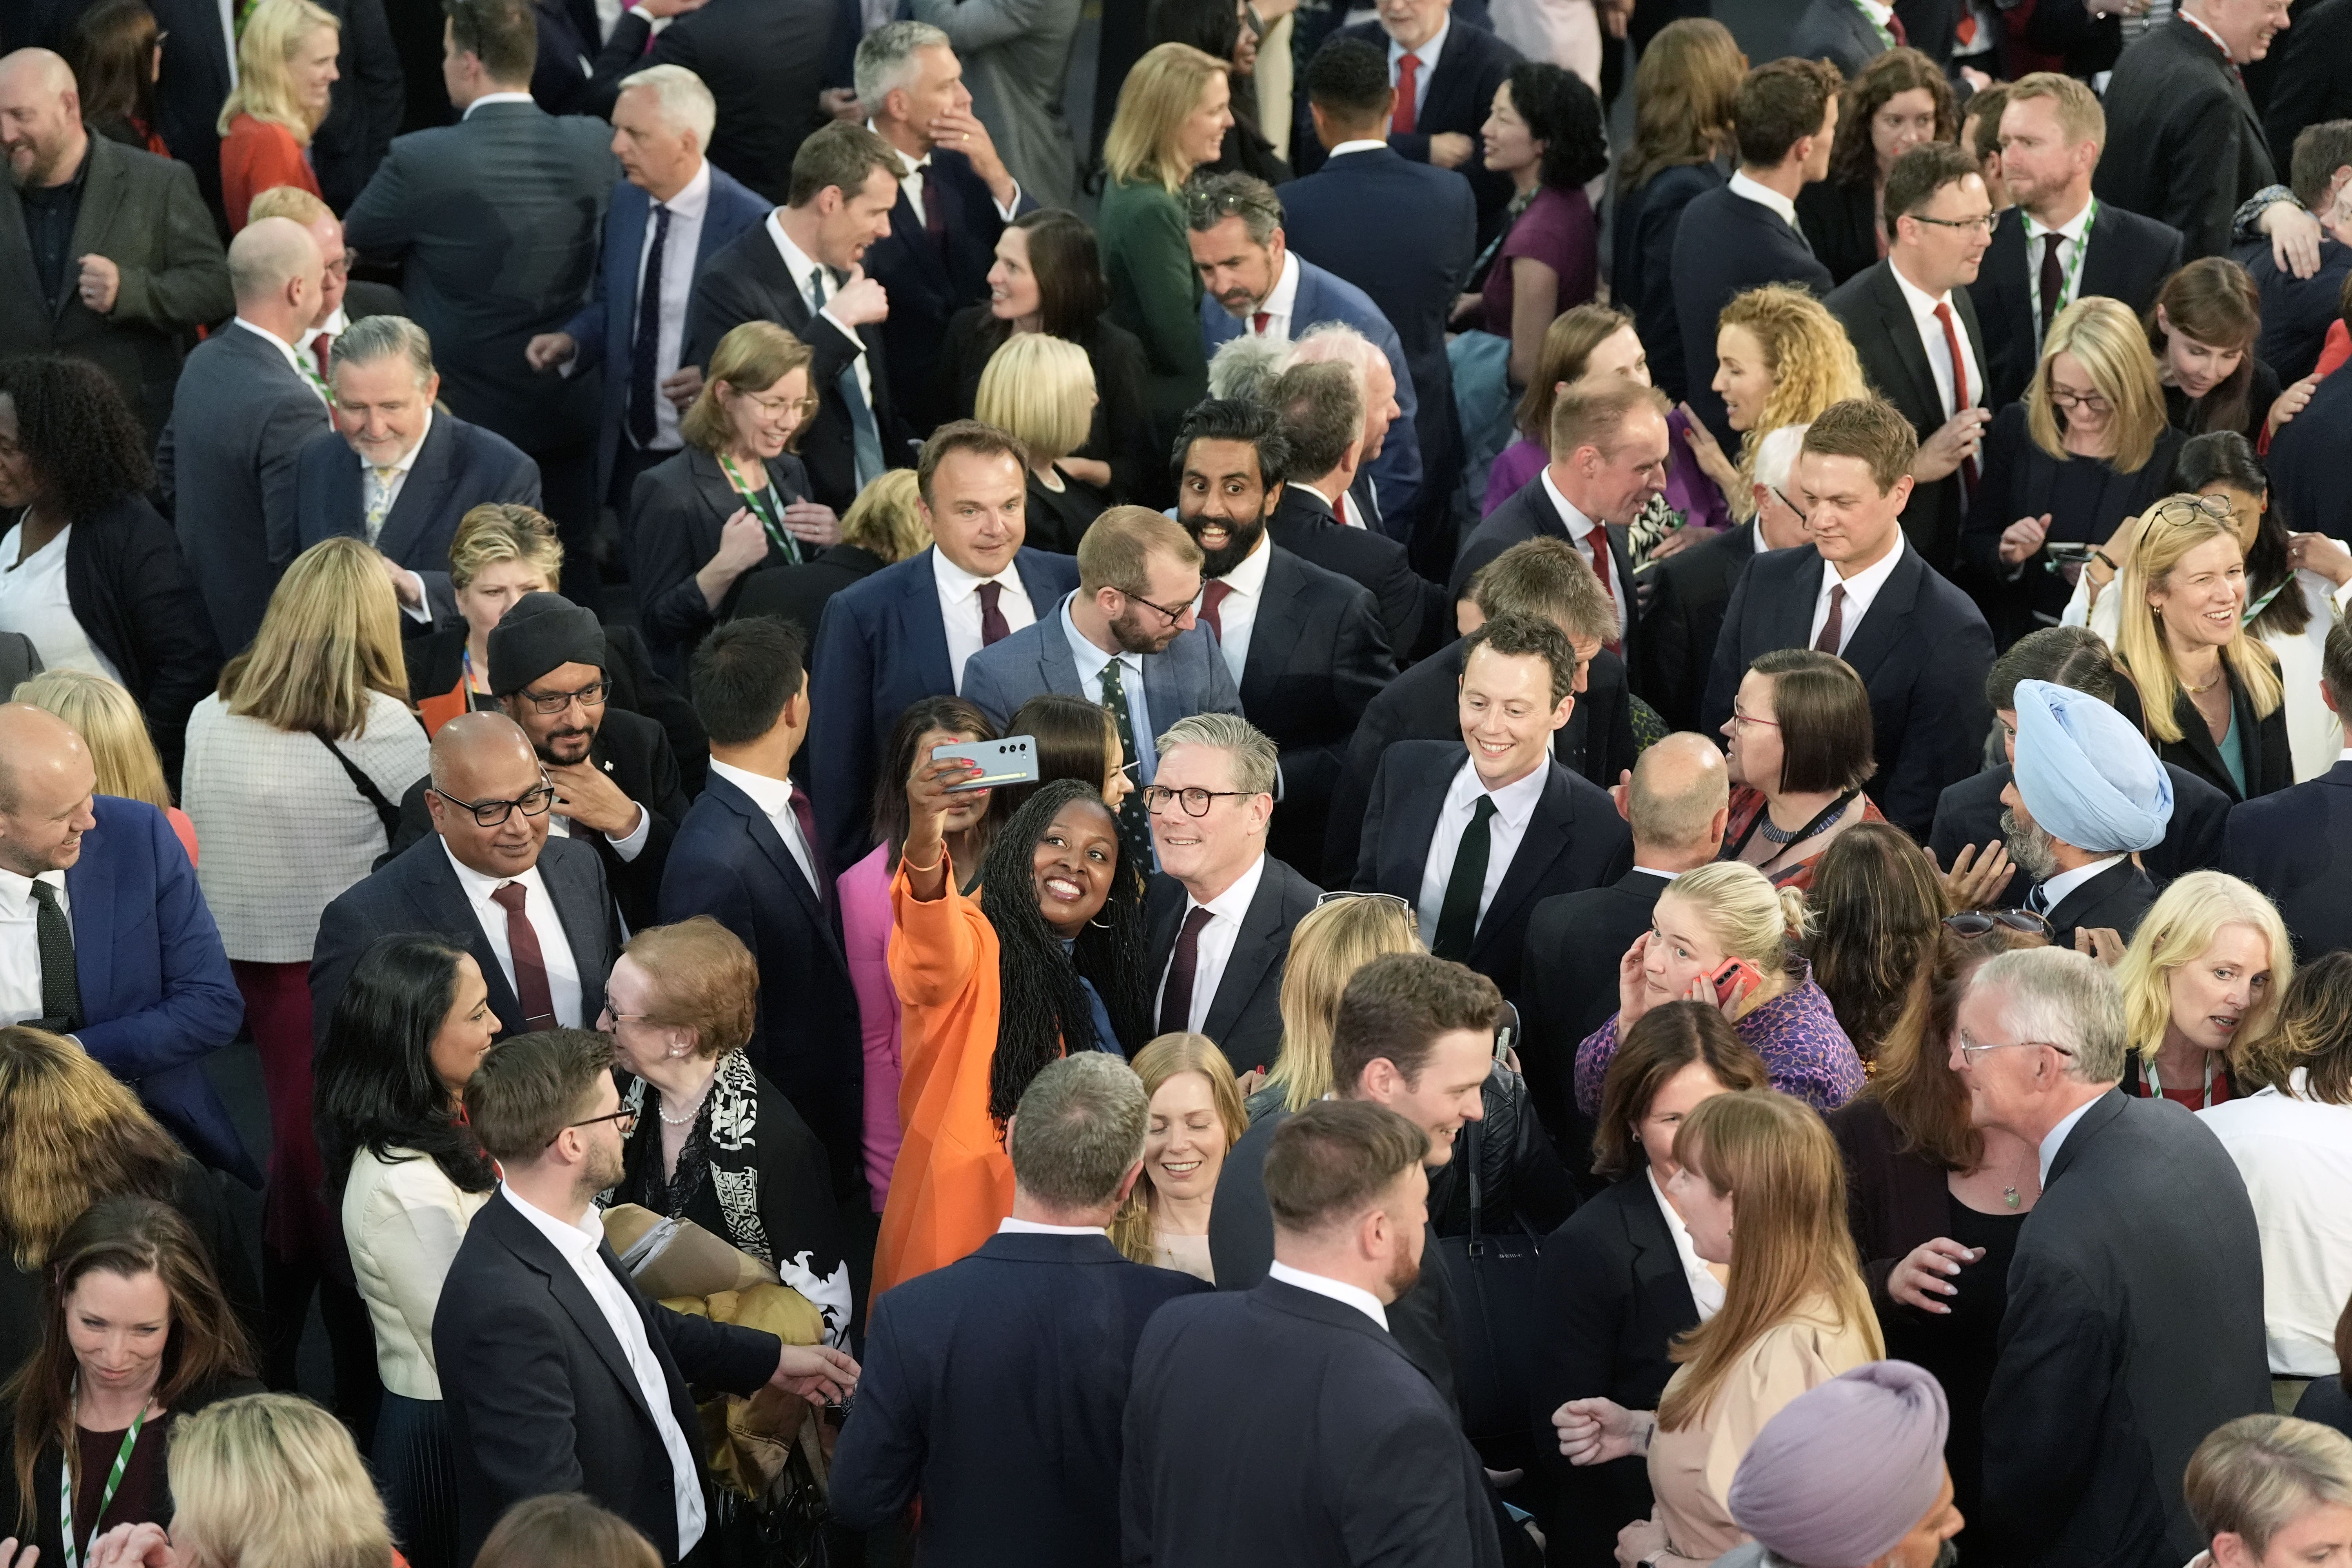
[1432,795,1499,961]
[1096,661,1154,873]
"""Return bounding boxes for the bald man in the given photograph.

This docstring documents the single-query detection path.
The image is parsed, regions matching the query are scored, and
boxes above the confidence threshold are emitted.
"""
[153,215,335,655]
[310,711,616,1047]
[0,48,230,440]
[0,703,253,1181]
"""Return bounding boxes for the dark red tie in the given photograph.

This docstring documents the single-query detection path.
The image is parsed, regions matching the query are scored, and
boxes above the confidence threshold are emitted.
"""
[1815,584,1846,655]
[1158,906,1214,1035]
[1888,9,1907,44]
[2037,233,2064,343]
[1935,301,1979,494]
[978,580,1011,646]
[488,882,557,1030]
[1251,310,1270,335]
[1584,532,1621,656]
[1393,52,1419,135]
[1200,579,1233,641]
[919,167,946,247]
[787,786,833,912]
[311,331,332,380]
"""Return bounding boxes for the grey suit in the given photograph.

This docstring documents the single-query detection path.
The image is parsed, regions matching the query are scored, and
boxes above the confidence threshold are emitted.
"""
[0,633,42,699]
[0,134,230,440]
[957,593,1244,780]
[1786,0,1890,74]
[155,323,336,655]
[910,0,1083,211]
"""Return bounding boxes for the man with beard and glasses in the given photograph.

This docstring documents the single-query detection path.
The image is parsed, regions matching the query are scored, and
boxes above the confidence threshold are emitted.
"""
[387,593,688,933]
[1171,399,1394,879]
[2001,679,2173,956]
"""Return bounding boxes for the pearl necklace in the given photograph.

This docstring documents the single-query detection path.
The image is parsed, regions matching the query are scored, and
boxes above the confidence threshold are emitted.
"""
[657,1076,715,1125]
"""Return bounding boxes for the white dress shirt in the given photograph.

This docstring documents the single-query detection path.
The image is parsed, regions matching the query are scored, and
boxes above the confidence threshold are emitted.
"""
[1246,250,1302,343]
[0,866,70,1027]
[1855,0,1896,33]
[1197,532,1272,685]
[1415,755,1550,948]
[216,0,239,86]
[235,316,332,411]
[1538,469,1629,644]
[933,548,1037,691]
[2198,1070,2352,1375]
[2031,853,2125,916]
[439,843,585,1027]
[1062,596,1158,781]
[1888,259,1984,422]
[1805,536,1906,655]
[1267,1259,1389,1330]
[500,1187,708,1555]
[541,753,653,860]
[706,758,821,895]
[1326,138,1389,159]
[1153,853,1267,1033]
[765,212,875,414]
[630,160,711,455]
[1648,1167,1725,1321]
[1728,170,1804,234]
[312,304,350,363]
[0,524,121,682]
[2036,1094,2102,1187]
[463,92,538,119]
[998,1216,1106,1236]
[2021,195,2097,345]
[1387,15,1450,123]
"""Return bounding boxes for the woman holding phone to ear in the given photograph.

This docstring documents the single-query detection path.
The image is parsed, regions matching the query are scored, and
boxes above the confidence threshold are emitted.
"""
[1574,862,1864,1120]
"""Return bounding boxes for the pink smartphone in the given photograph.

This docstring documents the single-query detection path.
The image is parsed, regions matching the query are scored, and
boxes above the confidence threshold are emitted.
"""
[1710,957,1763,1009]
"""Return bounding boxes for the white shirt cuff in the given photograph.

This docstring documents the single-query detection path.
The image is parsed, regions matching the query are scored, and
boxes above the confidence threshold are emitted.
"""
[818,305,863,351]
[991,183,1021,223]
[608,802,651,861]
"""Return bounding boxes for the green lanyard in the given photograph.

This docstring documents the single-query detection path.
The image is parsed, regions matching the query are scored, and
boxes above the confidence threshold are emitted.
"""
[718,454,804,567]
[61,1384,147,1568]
[2031,198,2097,342]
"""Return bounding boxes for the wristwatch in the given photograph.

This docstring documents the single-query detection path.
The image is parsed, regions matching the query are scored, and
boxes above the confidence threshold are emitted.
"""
[1640,1550,1671,1568]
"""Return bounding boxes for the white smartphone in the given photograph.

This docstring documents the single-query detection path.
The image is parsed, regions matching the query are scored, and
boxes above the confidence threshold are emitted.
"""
[931,735,1041,792]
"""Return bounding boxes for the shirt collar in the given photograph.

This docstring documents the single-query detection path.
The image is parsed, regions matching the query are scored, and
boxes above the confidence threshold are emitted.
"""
[931,545,1022,599]
[500,1183,603,1259]
[765,209,827,298]
[1188,849,1267,922]
[1888,255,1955,318]
[1060,593,1136,686]
[1267,1260,1389,1330]
[2177,7,2237,61]
[371,408,434,477]
[1727,170,1800,231]
[1258,249,1301,322]
[232,315,308,377]
[1216,532,1275,599]
[1538,467,1604,544]
[0,865,66,915]
[1826,530,1907,597]
[463,91,537,119]
[1327,138,1388,158]
[439,838,547,902]
[1630,865,1684,881]
[998,1216,1106,1237]
[1447,749,1551,830]
[708,757,796,818]
[2037,1094,2102,1187]
[869,124,930,177]
[2024,194,2096,244]
[1387,13,1450,68]
[653,158,712,220]
[2036,852,2125,910]
[314,305,350,339]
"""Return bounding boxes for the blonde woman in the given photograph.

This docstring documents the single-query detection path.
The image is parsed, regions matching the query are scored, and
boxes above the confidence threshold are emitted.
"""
[734,468,937,641]
[180,536,426,1393]
[2111,496,2292,801]
[1965,297,2183,636]
[2109,871,2293,1111]
[406,503,565,731]
[15,666,196,864]
[1250,891,1425,1121]
[1687,287,1868,521]
[1576,861,1866,1117]
[1100,43,1232,448]
[977,331,1104,552]
[216,0,339,230]
[1555,1090,1884,1565]
[1109,1033,1247,1282]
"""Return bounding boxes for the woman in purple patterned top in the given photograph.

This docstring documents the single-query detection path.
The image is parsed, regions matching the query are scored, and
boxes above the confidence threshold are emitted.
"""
[1572,861,1865,1118]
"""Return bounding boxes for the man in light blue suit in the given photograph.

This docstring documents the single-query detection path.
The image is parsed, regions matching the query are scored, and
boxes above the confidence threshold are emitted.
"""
[522,64,769,513]
[1187,171,1425,541]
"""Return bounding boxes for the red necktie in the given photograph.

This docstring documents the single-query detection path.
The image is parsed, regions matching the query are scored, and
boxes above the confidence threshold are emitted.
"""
[1200,579,1234,641]
[1393,51,1419,135]
[1888,9,1908,44]
[787,786,833,912]
[1815,583,1846,655]
[488,882,557,1030]
[1584,530,1621,656]
[1934,301,1979,494]
[312,331,332,380]
[1158,905,1214,1035]
[977,580,1011,646]
[1251,310,1270,336]
[919,167,946,248]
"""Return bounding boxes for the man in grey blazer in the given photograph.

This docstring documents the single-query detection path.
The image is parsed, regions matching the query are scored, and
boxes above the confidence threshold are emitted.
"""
[960,506,1241,868]
[156,217,334,656]
[341,0,618,603]
[1785,0,1890,77]
[909,0,1083,211]
[0,49,231,442]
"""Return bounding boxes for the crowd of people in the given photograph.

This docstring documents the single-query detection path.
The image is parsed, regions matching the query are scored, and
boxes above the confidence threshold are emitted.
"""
[4,0,2352,1562]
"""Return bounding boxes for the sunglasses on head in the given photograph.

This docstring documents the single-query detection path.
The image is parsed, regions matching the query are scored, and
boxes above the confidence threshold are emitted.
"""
[1943,909,2052,938]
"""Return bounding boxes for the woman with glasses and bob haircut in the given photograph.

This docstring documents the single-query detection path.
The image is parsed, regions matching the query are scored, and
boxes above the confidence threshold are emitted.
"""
[1718,648,1885,892]
[179,536,428,1402]
[2108,871,2293,1111]
[1964,298,2183,641]
[2180,1414,2352,1568]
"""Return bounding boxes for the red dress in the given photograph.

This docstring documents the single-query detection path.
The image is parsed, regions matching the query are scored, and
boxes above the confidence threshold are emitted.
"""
[220,112,318,232]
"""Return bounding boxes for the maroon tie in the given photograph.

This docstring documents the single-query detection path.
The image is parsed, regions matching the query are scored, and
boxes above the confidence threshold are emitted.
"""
[1888,9,1908,44]
[488,882,557,1030]
[1200,579,1234,641]
[1393,51,1419,134]
[919,167,946,247]
[311,331,332,380]
[1251,310,1270,335]
[1815,584,1847,655]
[1934,301,1978,494]
[2037,232,2064,343]
[1158,905,1214,1035]
[978,580,1011,646]
[786,786,833,912]
[1584,532,1621,656]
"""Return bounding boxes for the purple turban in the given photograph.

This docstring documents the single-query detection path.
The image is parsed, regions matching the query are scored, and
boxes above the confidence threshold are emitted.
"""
[1726,1361,1950,1567]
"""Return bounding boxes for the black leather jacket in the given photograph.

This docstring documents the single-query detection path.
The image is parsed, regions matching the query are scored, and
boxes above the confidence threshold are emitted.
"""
[1427,1062,1579,1239]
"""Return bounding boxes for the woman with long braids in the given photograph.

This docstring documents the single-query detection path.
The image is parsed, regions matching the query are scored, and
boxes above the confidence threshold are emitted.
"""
[872,769,1151,1296]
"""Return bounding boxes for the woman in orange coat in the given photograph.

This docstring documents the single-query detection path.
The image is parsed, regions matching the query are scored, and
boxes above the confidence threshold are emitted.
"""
[874,768,1152,1296]
[217,0,340,231]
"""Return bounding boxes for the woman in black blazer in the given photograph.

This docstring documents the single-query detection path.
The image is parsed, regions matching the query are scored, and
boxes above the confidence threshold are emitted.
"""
[0,356,220,786]
[731,468,935,646]
[1791,49,1957,287]
[630,322,838,682]
[1530,1003,1767,1568]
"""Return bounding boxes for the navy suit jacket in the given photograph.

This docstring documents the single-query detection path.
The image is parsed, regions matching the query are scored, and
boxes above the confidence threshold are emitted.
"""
[2223,758,2352,958]
[562,164,769,503]
[1670,185,1834,444]
[2238,234,2352,385]
[1969,203,2184,408]
[65,797,252,1185]
[1446,470,1641,645]
[808,544,1079,873]
[829,1231,1210,1566]
[2267,365,2352,543]
[293,412,541,626]
[1200,258,1425,537]
[1354,739,1632,1003]
[1785,0,1887,74]
[862,147,1035,436]
[658,769,864,1199]
[1144,856,1322,1074]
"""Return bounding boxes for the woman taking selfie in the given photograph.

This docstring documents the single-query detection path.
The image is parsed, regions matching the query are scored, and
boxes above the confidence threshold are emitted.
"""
[1108,1032,1248,1282]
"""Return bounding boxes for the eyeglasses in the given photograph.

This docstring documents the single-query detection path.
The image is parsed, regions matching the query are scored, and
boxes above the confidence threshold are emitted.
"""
[748,392,818,418]
[1314,891,1416,913]
[1768,486,1808,524]
[2047,387,2112,415]
[1944,909,2053,938]
[1956,1031,2076,1064]
[1123,590,1197,627]
[428,782,556,827]
[2143,493,2237,531]
[1141,784,1250,816]
[1908,211,2000,235]
[517,679,610,715]
[1729,707,1780,730]
[559,1107,637,1141]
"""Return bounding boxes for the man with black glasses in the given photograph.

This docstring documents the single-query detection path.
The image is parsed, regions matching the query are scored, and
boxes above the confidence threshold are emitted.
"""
[311,709,617,1044]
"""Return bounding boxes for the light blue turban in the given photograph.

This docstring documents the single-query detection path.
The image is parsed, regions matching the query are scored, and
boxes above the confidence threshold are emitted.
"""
[1726,1360,1951,1567]
[2012,679,2172,855]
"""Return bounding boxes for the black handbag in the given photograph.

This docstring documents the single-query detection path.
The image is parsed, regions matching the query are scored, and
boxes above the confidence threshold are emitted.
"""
[316,733,403,848]
[1433,1112,1550,1444]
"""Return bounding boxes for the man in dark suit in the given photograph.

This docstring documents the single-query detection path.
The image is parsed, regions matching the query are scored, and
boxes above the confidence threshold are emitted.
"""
[2267,348,2352,541]
[1518,733,1728,1156]
[1828,144,1994,575]
[341,0,617,601]
[311,711,617,1045]
[1355,615,1633,1005]
[524,64,769,513]
[1294,0,1522,252]
[2095,5,2290,260]
[2000,679,2177,953]
[2238,122,2352,384]
[852,22,1034,436]
[1784,0,1888,75]
[1971,73,2187,408]
[2223,619,2352,957]
[2264,0,2352,175]
[1281,38,1476,550]
[659,617,864,1198]
[1142,1096,1504,1567]
[0,49,231,441]
[1172,399,1394,877]
[308,0,404,211]
[832,1052,1208,1562]
[437,1027,858,1568]
[808,422,1078,872]
[686,120,909,515]
[297,314,540,628]
[1142,716,1321,1074]
[0,704,254,1185]
[1702,399,1995,842]
[1961,948,2269,1568]
[156,216,335,655]
[1671,58,1839,446]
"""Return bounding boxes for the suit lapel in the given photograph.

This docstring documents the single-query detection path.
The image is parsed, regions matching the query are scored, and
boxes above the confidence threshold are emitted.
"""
[1203,861,1287,1042]
[535,839,611,1015]
[61,143,128,324]
[1239,551,1307,708]
[709,771,824,916]
[1382,750,1455,897]
[63,829,119,1010]
[408,842,527,1030]
[1870,265,1945,423]
[375,416,457,564]
[2172,689,2237,797]
[885,186,951,290]
[1773,552,1825,653]
[900,549,956,695]
[1472,764,1572,965]
[1041,604,1084,699]
[1014,549,1067,620]
[490,1200,666,1432]
[1836,543,1922,680]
